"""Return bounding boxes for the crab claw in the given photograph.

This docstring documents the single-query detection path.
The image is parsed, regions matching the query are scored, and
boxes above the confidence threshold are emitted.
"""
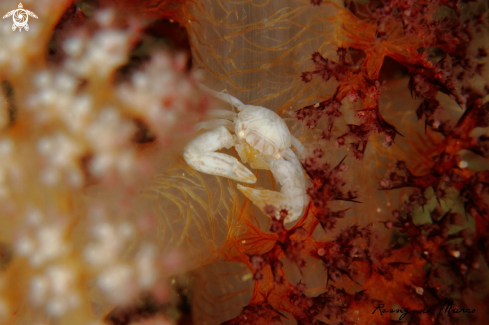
[237,156,307,223]
[184,126,257,184]
[231,161,257,183]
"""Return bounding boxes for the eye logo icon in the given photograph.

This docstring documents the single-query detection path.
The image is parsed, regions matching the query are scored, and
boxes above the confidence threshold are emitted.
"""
[2,3,38,32]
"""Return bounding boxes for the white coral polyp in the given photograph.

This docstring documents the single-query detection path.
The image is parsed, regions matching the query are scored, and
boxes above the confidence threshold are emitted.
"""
[83,222,134,266]
[136,244,157,289]
[86,31,129,78]
[16,224,68,267]
[63,29,129,78]
[29,266,80,317]
[97,264,135,303]
[63,37,84,58]
[117,52,202,142]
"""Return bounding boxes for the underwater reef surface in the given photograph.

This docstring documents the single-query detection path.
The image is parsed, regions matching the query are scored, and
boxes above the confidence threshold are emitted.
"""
[0,0,487,324]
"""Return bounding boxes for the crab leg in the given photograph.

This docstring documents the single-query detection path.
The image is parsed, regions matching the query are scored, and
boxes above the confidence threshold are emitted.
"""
[237,155,307,223]
[283,148,305,188]
[291,136,306,160]
[206,109,236,120]
[195,119,235,132]
[195,109,236,131]
[199,84,245,109]
[184,126,257,183]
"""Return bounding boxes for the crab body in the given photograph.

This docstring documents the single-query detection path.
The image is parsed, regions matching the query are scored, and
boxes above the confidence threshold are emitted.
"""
[235,105,291,158]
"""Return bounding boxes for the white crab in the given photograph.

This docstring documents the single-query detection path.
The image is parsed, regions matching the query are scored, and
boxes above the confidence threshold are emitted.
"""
[183,85,308,223]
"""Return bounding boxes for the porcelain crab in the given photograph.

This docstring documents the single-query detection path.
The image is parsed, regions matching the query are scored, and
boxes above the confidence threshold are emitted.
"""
[183,85,308,223]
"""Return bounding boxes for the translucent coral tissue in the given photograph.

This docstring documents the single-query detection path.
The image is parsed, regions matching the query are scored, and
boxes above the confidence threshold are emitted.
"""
[0,1,207,324]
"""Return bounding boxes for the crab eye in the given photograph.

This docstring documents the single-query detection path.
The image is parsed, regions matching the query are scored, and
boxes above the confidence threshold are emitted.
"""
[238,131,245,138]
[275,153,281,160]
